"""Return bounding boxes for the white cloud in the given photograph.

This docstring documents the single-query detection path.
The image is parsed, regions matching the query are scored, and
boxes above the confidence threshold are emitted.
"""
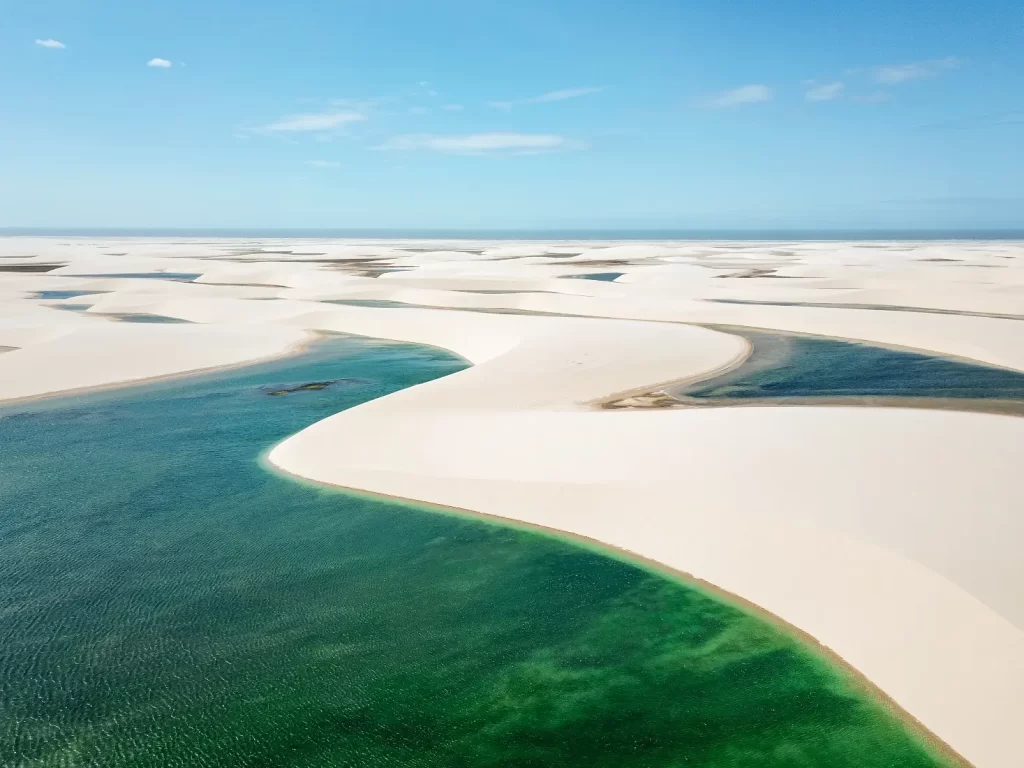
[305,160,341,168]
[805,81,845,102]
[488,87,603,110]
[35,39,66,49]
[709,84,774,108]
[873,57,960,84]
[258,110,367,133]
[375,132,585,155]
[147,58,173,68]
[442,104,464,112]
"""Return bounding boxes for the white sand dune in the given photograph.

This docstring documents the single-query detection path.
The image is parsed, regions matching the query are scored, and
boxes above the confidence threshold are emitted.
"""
[2,236,1024,767]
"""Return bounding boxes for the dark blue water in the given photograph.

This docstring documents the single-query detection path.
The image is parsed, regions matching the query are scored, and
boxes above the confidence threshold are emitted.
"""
[673,328,1024,410]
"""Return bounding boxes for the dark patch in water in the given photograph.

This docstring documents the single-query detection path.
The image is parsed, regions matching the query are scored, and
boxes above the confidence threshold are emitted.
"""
[263,378,369,396]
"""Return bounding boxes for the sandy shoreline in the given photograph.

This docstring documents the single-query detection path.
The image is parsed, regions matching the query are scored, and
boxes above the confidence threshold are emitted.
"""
[2,236,1023,767]
[261,455,969,767]
[0,332,319,407]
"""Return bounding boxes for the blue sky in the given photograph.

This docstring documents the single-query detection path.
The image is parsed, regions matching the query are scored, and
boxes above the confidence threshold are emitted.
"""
[2,0,1022,230]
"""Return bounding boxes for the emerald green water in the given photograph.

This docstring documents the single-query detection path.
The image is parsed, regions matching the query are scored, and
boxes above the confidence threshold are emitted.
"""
[0,337,953,767]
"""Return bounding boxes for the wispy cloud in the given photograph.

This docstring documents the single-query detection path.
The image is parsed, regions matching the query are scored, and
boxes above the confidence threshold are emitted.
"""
[305,160,341,168]
[488,87,603,110]
[35,38,66,49]
[708,84,773,108]
[256,110,367,134]
[873,57,960,84]
[804,81,845,102]
[442,104,464,112]
[147,58,173,69]
[376,132,585,155]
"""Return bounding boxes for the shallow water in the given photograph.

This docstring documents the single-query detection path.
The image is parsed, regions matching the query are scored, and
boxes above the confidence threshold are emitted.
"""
[34,290,106,300]
[710,298,1023,322]
[567,271,623,282]
[109,313,192,323]
[78,272,202,282]
[673,326,1024,411]
[0,337,952,767]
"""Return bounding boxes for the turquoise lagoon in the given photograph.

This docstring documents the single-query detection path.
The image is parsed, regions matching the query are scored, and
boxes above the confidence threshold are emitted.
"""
[0,336,954,767]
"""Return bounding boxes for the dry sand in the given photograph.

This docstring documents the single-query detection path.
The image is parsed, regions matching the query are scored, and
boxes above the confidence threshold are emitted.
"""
[2,235,1023,767]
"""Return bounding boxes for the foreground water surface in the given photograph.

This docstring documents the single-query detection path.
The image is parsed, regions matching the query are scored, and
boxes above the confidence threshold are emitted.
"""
[0,336,952,767]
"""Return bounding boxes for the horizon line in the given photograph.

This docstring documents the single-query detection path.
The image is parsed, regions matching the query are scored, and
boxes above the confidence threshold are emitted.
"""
[2,226,1024,242]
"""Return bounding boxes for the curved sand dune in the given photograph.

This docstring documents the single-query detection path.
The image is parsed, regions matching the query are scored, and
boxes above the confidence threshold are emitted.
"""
[2,236,1023,767]
[267,309,1024,768]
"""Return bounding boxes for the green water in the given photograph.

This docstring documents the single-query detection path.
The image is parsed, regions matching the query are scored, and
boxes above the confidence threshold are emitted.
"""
[0,337,952,767]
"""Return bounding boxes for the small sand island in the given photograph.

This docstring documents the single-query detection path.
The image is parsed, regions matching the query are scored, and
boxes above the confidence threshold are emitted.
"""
[2,236,1023,767]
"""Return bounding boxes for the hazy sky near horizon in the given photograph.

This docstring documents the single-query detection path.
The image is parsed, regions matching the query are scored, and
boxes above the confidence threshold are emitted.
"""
[3,0,1022,229]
